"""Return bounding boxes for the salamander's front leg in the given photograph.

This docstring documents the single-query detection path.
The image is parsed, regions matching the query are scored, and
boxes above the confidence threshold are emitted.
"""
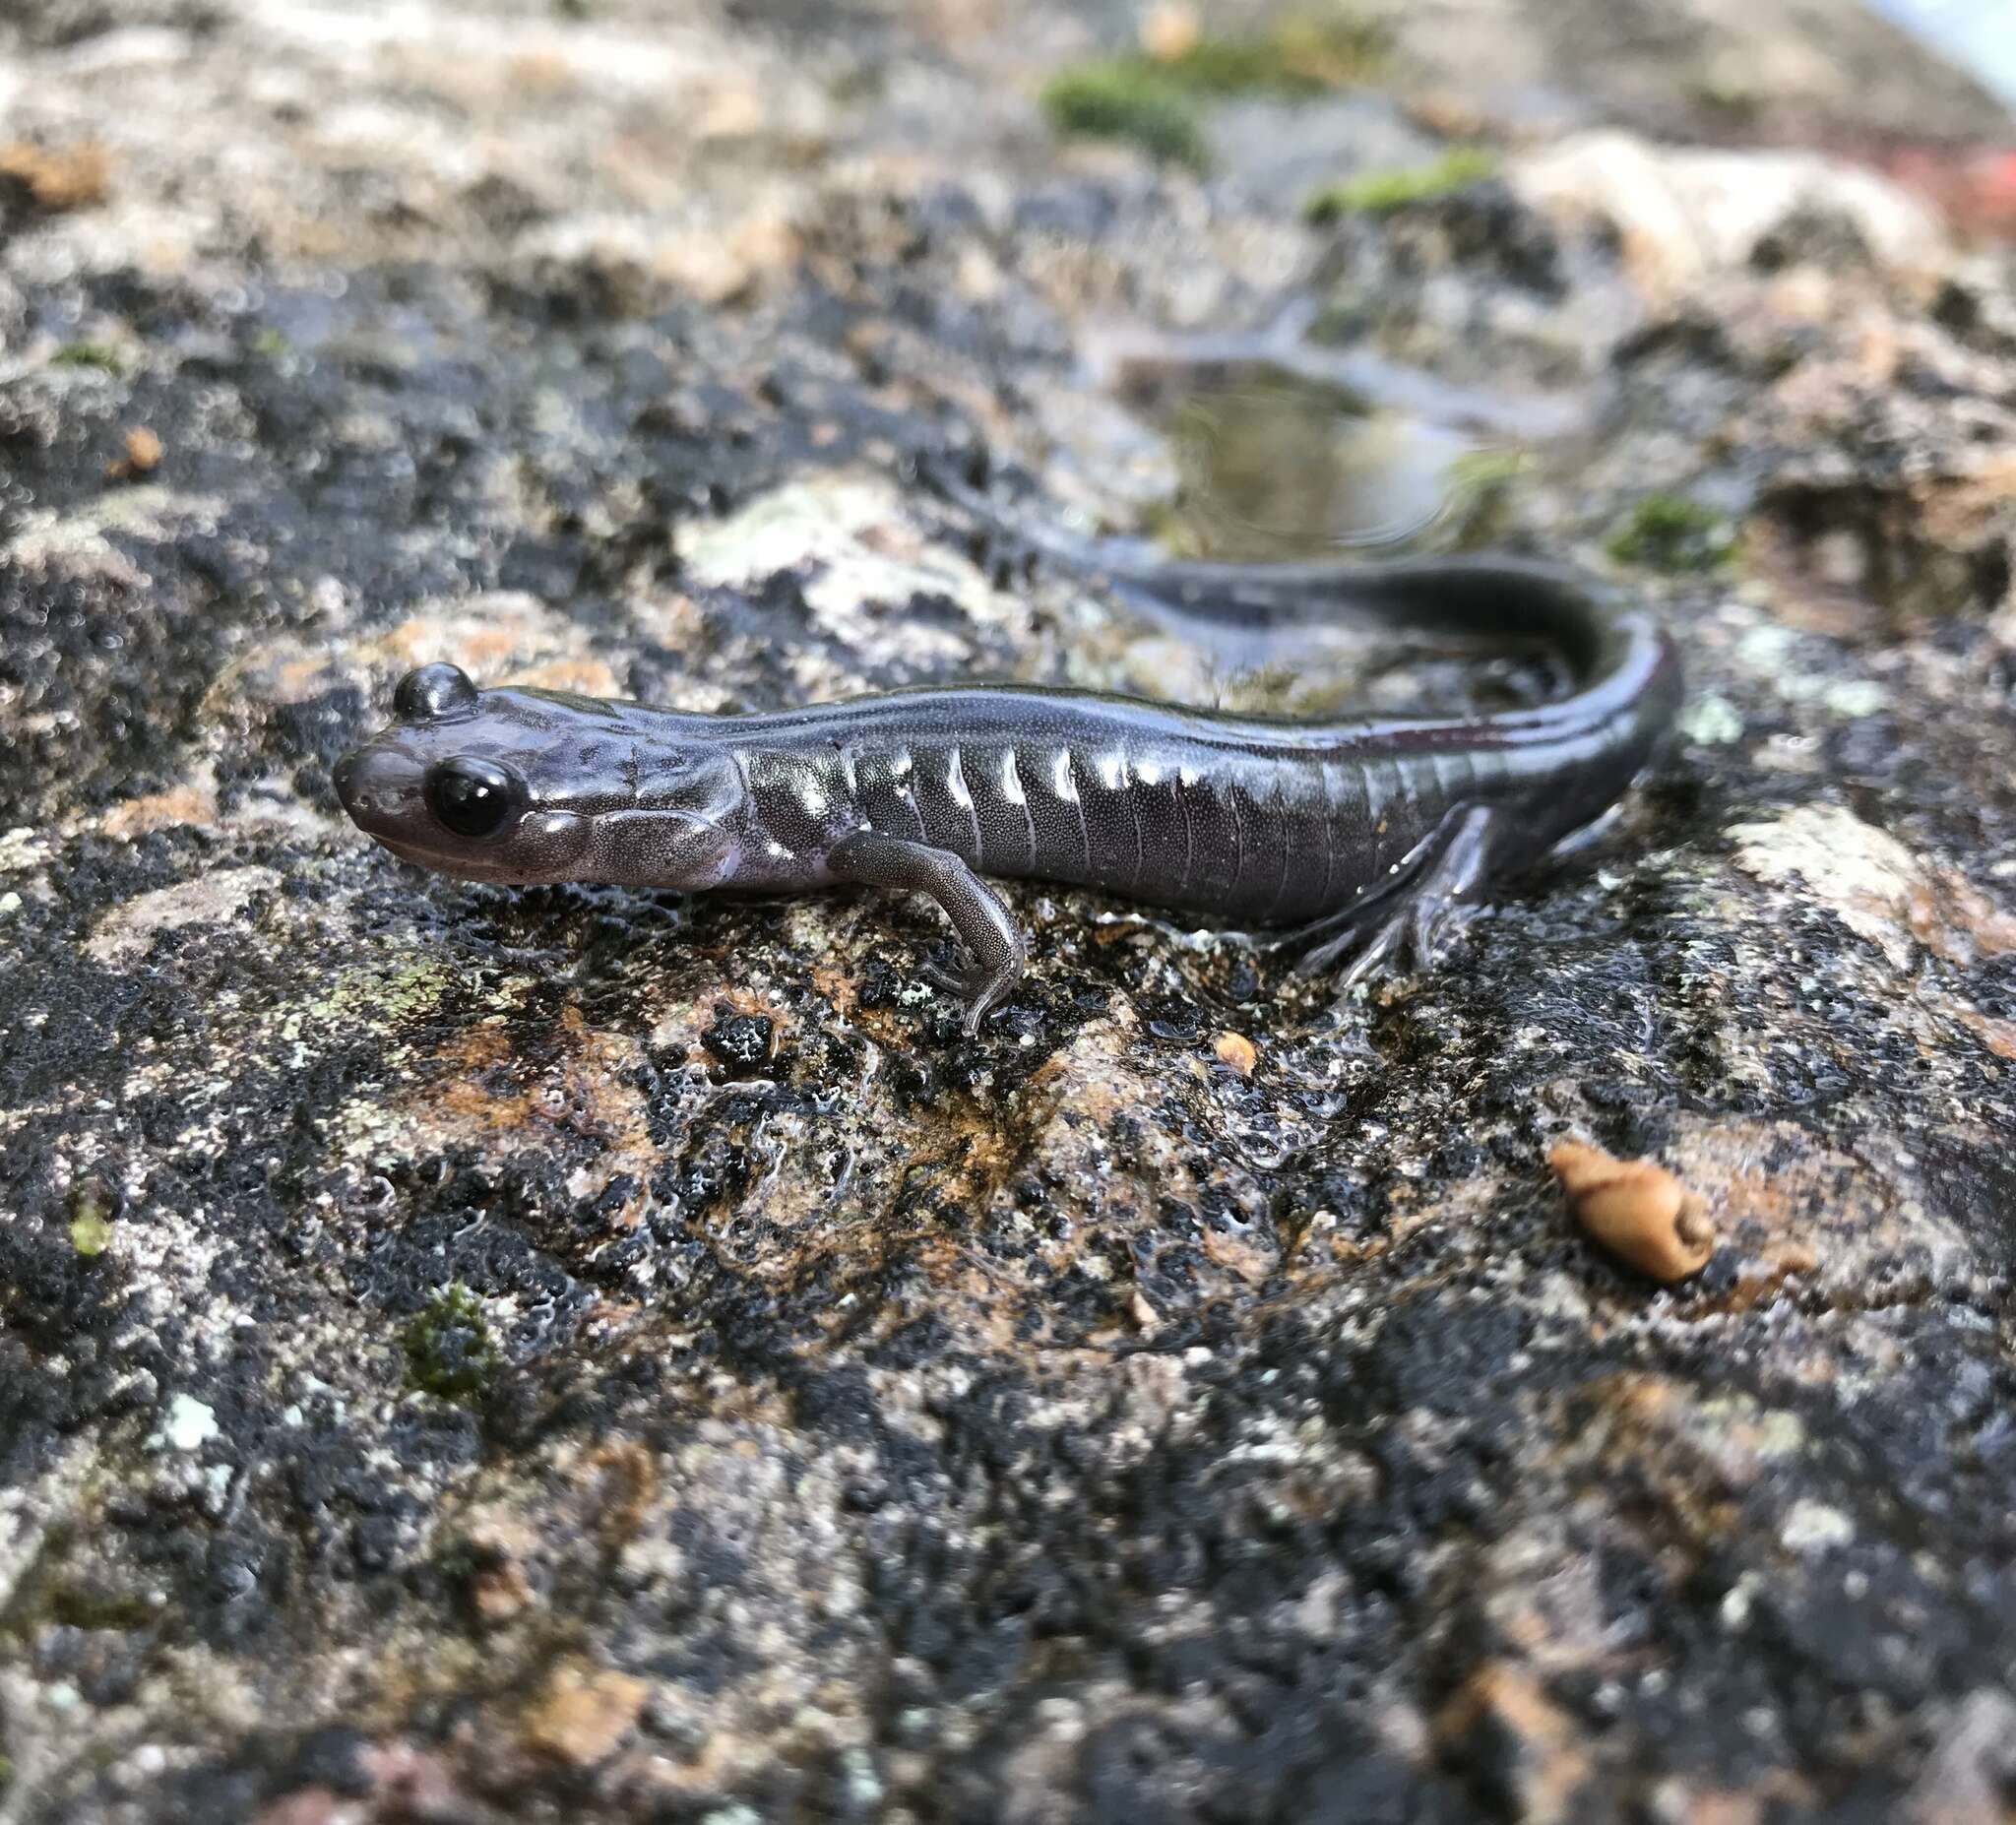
[828,831,1028,1036]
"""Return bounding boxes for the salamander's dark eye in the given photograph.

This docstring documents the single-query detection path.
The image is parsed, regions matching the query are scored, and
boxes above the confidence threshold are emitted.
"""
[395,662,479,723]
[426,758,518,840]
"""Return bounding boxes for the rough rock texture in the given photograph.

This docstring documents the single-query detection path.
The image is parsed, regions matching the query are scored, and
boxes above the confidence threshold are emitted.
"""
[4,3,2016,1822]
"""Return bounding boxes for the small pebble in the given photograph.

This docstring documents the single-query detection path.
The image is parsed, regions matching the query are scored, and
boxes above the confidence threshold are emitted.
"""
[520,1660,651,1768]
[1213,1031,1257,1075]
[105,425,162,479]
[1548,1140,1715,1282]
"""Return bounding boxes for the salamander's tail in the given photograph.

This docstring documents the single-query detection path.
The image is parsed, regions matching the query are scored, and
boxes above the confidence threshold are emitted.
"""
[918,450,1681,744]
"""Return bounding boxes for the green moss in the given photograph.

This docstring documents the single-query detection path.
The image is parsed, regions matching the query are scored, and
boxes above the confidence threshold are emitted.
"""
[250,327,290,358]
[68,1182,114,1257]
[1606,493,1735,575]
[1685,74,1763,125]
[403,1284,500,1404]
[1301,301,1368,345]
[49,342,128,374]
[1152,15,1385,94]
[1042,14,1384,169]
[285,953,454,1042]
[49,1586,155,1631]
[1041,63,1209,168]
[1304,147,1498,222]
[433,1538,479,1587]
[1445,447,1531,493]
[1439,446,1535,544]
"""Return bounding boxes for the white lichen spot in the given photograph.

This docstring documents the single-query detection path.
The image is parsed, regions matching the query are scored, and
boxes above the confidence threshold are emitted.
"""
[1729,803,1994,972]
[6,486,225,571]
[841,1749,883,1811]
[150,1394,220,1454]
[1678,694,1743,745]
[0,826,50,872]
[1728,627,1889,721]
[1512,132,1949,304]
[1780,1499,1855,1554]
[673,471,1008,650]
[86,865,283,966]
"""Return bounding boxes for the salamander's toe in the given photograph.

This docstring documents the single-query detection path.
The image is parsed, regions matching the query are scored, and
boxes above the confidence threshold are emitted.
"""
[1289,803,1503,997]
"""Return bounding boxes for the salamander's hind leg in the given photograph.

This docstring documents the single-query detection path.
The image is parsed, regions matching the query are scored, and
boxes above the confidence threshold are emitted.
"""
[1287,804,1500,990]
[828,831,1028,1037]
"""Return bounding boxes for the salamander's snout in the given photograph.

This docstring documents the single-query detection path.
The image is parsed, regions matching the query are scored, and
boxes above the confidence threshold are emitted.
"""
[333,742,419,825]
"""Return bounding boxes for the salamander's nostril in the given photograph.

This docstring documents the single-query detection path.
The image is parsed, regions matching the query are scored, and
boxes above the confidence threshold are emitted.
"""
[335,746,414,819]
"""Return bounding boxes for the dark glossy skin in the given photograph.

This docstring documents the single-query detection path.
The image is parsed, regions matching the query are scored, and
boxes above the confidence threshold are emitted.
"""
[335,499,1679,1034]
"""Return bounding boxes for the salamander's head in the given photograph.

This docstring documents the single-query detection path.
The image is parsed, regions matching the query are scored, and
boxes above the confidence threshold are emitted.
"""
[334,662,742,889]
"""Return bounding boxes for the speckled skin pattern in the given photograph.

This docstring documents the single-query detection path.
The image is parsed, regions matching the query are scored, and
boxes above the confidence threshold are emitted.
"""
[336,550,1679,1030]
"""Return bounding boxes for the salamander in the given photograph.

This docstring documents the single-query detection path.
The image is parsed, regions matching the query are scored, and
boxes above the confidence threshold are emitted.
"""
[334,470,1680,1033]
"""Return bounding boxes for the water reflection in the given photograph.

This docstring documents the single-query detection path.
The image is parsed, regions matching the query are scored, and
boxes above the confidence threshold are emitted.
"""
[1045,319,1581,716]
[1159,366,1524,558]
[1083,316,1571,562]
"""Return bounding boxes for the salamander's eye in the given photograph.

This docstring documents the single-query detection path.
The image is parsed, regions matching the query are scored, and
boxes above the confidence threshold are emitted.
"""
[395,662,479,722]
[425,757,519,840]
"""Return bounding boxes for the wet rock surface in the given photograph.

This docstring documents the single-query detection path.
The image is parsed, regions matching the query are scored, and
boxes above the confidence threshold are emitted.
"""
[3,3,2016,1820]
